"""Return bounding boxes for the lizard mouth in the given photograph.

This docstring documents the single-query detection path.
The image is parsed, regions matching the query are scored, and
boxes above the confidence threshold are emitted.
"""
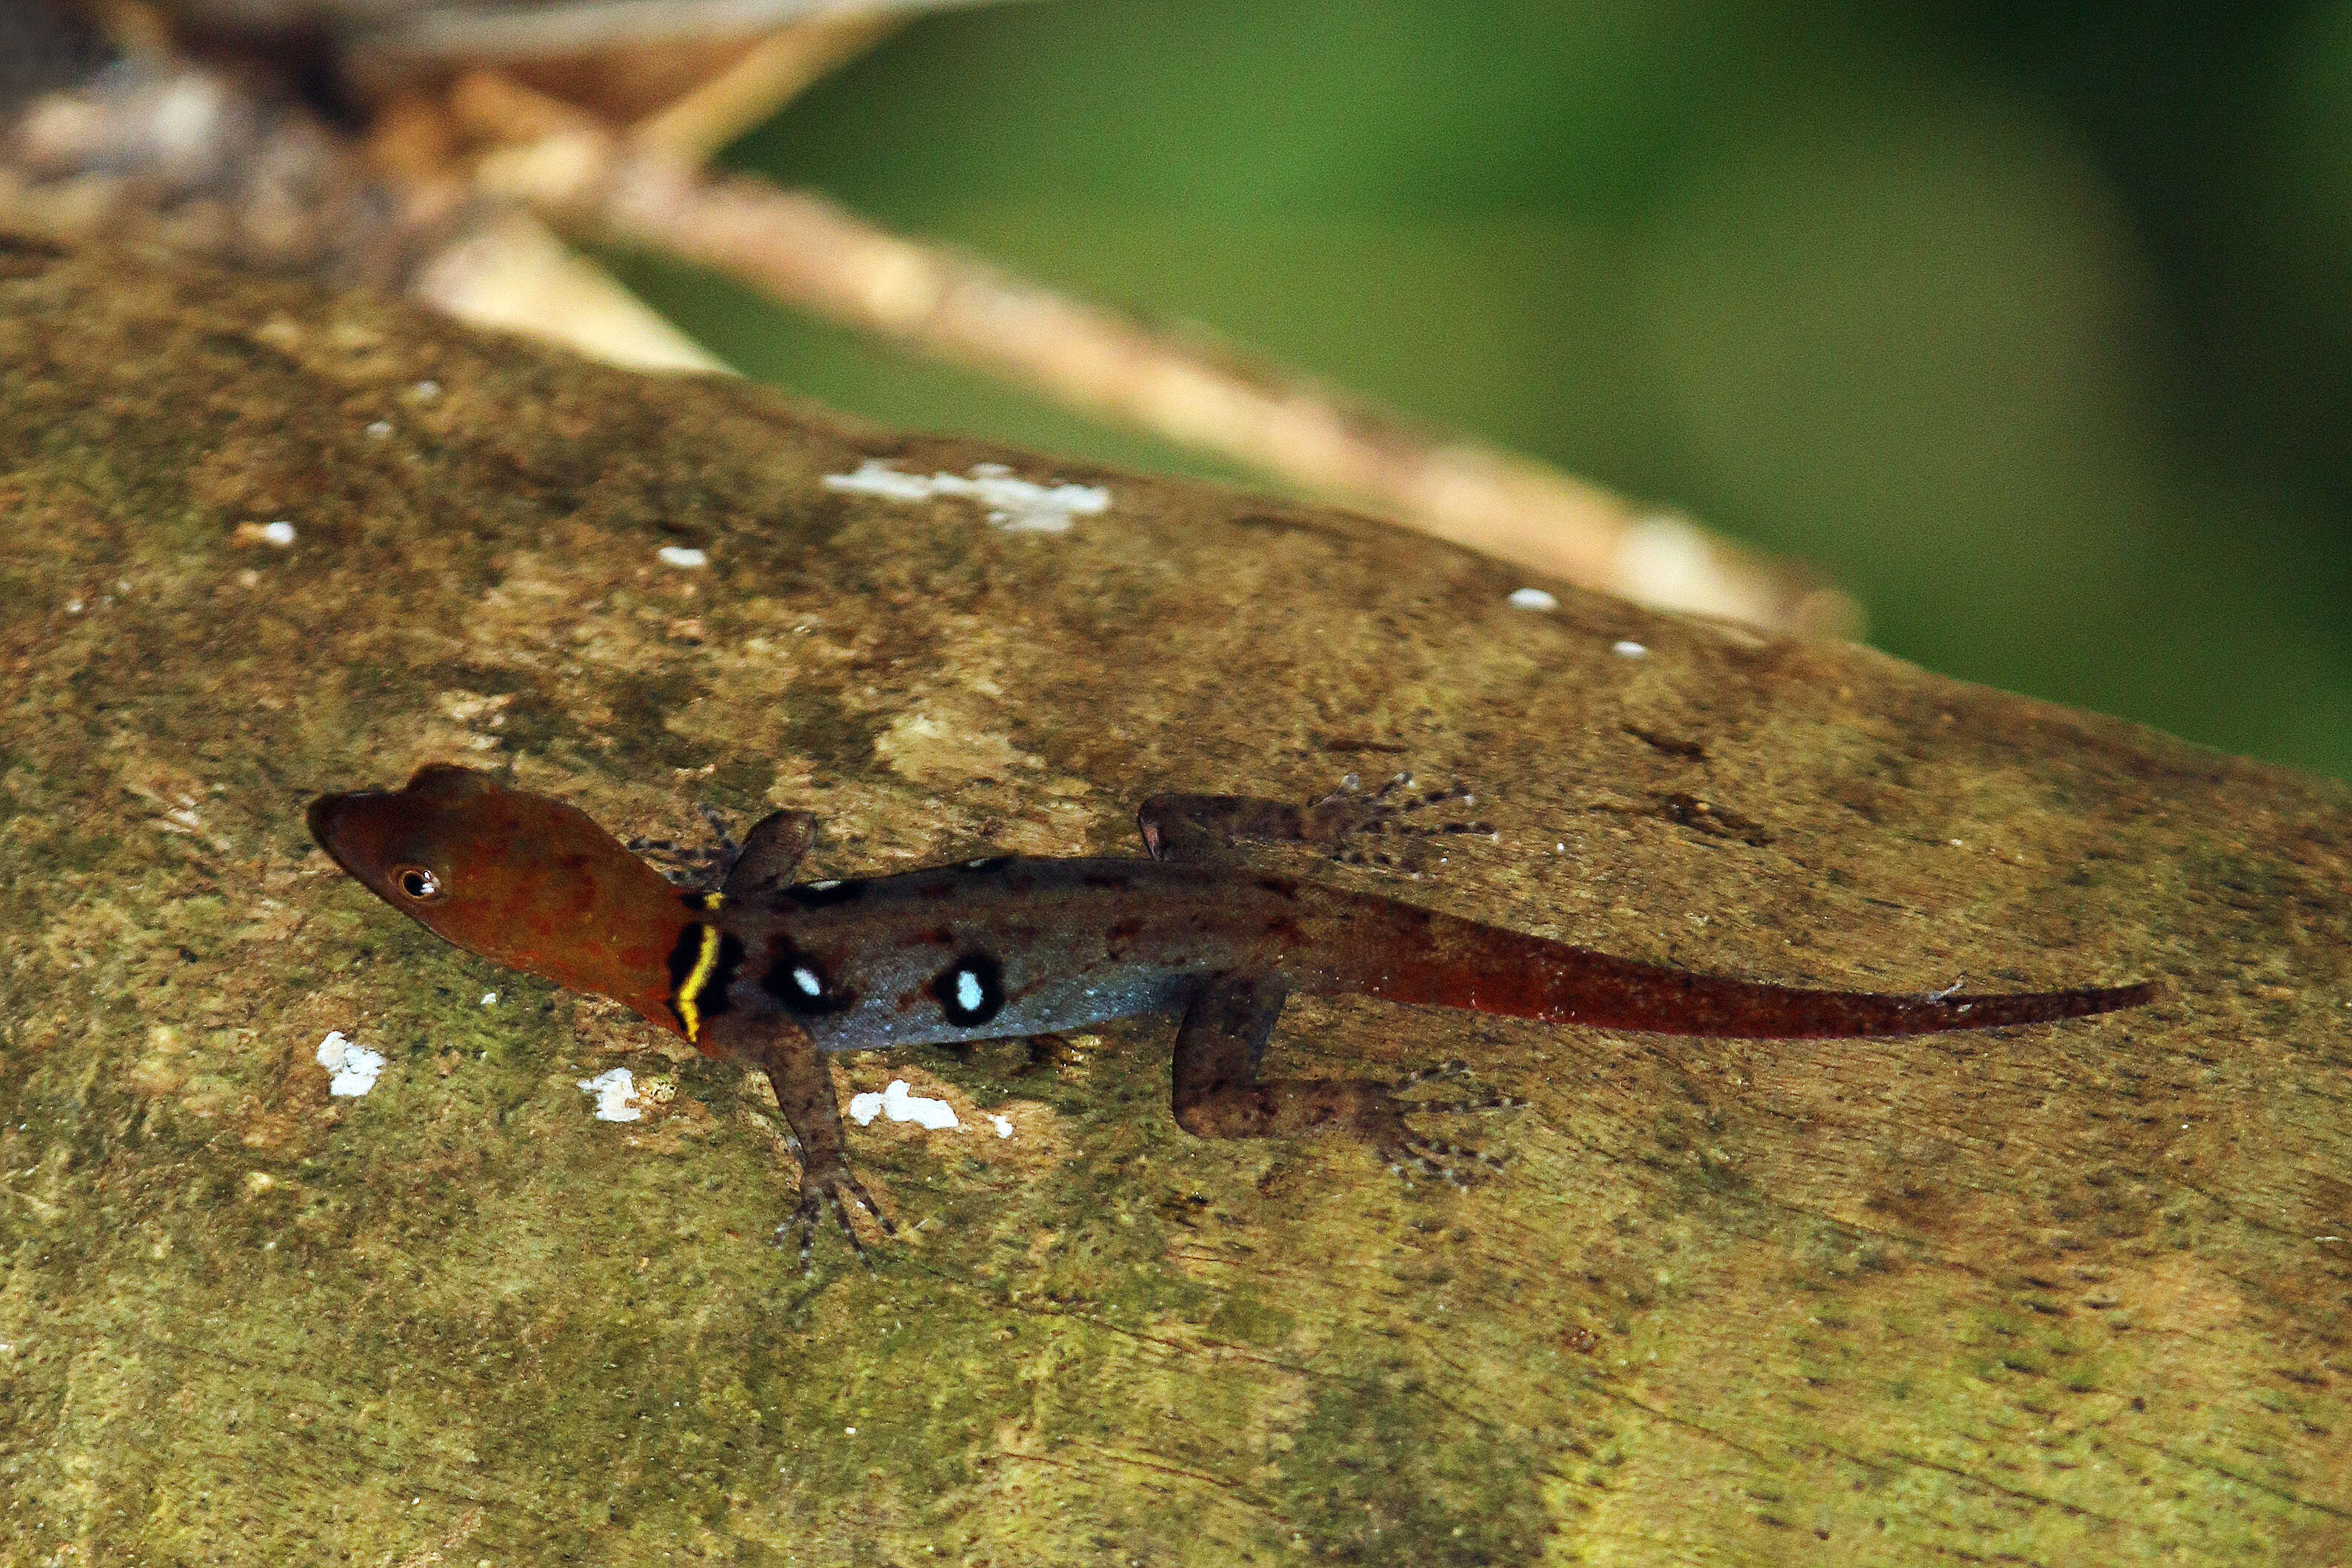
[306,788,410,898]
[306,791,366,877]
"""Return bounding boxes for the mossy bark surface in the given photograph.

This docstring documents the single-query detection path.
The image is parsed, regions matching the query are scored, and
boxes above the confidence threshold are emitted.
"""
[1,237,2347,1565]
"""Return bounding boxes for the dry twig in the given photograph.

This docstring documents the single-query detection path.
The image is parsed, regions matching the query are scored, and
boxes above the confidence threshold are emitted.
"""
[456,71,1859,633]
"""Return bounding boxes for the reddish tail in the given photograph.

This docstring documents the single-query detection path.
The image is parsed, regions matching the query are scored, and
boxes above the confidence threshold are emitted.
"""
[1332,900,2156,1039]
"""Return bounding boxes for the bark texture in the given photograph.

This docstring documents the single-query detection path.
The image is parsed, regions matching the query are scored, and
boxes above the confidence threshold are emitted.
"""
[1,237,2346,1565]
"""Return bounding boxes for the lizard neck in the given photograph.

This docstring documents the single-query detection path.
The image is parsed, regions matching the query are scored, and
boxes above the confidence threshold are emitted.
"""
[494,851,707,1038]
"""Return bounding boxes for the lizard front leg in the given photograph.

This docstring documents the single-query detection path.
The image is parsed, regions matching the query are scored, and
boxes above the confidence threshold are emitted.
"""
[722,808,821,899]
[703,1008,895,1268]
[624,804,819,899]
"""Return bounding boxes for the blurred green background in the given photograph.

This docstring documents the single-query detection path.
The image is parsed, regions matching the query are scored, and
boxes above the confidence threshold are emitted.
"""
[612,0,2352,777]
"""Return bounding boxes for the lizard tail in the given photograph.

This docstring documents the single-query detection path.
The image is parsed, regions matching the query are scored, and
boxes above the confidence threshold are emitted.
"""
[1338,901,2158,1039]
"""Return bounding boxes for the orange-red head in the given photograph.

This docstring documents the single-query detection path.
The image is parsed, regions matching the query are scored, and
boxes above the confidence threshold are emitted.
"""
[308,764,697,1033]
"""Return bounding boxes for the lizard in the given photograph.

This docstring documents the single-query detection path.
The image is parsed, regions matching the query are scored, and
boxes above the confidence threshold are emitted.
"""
[307,763,2158,1264]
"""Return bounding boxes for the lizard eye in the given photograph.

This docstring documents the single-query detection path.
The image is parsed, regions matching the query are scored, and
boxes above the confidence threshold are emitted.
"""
[392,865,442,900]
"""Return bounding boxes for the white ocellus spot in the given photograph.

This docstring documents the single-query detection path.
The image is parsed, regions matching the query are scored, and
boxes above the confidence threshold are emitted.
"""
[792,966,823,998]
[954,969,985,1013]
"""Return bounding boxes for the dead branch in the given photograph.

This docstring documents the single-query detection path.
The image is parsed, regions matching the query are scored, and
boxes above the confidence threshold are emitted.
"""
[455,71,1860,634]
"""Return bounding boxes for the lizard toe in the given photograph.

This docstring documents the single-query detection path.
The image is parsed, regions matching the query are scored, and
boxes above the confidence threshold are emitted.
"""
[779,1164,895,1274]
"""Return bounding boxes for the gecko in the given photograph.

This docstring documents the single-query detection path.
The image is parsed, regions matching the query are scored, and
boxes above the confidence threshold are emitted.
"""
[307,764,2158,1264]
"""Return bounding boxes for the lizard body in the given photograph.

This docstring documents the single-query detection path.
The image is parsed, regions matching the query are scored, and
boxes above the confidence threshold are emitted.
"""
[309,764,2157,1261]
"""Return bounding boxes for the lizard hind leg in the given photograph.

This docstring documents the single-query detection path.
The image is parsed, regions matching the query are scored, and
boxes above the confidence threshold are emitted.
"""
[1312,772,1497,870]
[1136,773,1494,871]
[1169,978,1524,1190]
[1376,1061,1528,1188]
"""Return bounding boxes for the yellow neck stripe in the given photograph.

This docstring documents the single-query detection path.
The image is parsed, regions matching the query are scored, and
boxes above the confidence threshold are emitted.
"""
[675,891,725,1042]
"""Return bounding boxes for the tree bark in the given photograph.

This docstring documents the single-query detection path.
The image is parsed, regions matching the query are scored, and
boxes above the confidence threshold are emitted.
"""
[1,238,2344,1565]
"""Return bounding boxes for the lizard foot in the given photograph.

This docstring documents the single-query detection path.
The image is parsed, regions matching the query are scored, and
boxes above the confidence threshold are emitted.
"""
[775,1157,897,1274]
[1366,1061,1526,1191]
[1307,772,1496,871]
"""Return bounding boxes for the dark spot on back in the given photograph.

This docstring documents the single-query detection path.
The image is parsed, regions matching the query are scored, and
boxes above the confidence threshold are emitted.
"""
[760,935,858,1016]
[930,952,1007,1028]
[1257,876,1299,898]
[1082,872,1132,890]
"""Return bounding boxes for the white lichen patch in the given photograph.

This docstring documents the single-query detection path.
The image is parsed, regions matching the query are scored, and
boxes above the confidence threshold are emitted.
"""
[656,545,709,569]
[315,1031,385,1097]
[848,1079,959,1131]
[1508,587,1558,612]
[988,1113,1014,1139]
[578,1068,642,1122]
[822,458,1109,533]
[436,689,511,725]
[874,703,1043,788]
[1612,640,1648,659]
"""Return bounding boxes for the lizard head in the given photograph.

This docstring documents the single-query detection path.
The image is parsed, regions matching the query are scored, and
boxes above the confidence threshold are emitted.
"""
[308,764,695,1030]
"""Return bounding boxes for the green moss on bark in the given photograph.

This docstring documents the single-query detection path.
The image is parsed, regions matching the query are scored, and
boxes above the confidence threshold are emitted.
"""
[2,243,2348,1564]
